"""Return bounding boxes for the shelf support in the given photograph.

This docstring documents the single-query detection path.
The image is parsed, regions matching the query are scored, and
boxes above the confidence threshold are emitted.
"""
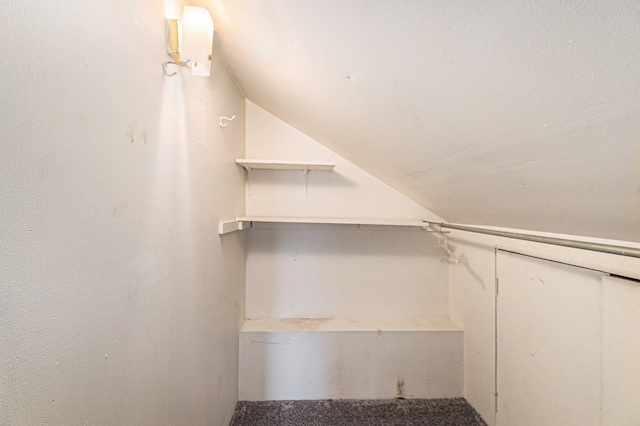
[219,219,251,235]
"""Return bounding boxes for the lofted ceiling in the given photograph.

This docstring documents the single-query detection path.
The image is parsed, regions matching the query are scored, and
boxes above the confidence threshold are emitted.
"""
[207,0,640,242]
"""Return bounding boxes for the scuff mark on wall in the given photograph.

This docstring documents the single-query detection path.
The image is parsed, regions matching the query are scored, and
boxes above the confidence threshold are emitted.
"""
[396,376,406,399]
[126,122,136,143]
[251,340,291,345]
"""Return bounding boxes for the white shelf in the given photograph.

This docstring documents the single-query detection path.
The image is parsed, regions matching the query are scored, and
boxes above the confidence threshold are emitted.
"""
[239,216,429,227]
[236,159,335,172]
[219,216,431,234]
[218,219,251,235]
[241,317,462,333]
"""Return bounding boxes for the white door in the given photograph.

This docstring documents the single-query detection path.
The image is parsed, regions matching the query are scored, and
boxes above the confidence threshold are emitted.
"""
[496,251,604,425]
[496,251,640,426]
[602,275,640,425]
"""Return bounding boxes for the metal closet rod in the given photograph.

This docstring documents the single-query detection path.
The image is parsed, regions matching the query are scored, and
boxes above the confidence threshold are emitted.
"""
[425,222,640,259]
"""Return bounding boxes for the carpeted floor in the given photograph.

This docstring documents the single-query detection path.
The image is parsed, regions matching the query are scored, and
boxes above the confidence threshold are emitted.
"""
[229,398,487,426]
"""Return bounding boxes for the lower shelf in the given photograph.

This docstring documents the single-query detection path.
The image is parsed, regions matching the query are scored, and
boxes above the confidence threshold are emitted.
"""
[241,317,462,332]
[219,217,432,234]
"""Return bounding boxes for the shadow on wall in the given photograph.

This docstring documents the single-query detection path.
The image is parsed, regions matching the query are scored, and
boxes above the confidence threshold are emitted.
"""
[250,168,358,189]
[455,253,487,291]
[247,227,444,257]
[447,237,492,291]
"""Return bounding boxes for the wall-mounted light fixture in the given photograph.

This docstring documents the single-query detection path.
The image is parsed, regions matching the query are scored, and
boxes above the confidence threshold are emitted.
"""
[163,6,214,77]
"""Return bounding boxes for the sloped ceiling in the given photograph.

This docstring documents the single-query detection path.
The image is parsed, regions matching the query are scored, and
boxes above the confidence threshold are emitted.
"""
[207,0,640,242]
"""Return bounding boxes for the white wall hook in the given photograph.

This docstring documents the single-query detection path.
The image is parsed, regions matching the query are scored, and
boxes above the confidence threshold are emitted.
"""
[219,115,236,127]
[435,236,459,264]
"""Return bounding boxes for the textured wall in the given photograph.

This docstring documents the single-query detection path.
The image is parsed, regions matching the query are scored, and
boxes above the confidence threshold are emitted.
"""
[0,1,246,425]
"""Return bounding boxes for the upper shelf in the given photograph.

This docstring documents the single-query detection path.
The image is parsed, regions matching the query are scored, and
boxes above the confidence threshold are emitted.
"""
[235,159,336,172]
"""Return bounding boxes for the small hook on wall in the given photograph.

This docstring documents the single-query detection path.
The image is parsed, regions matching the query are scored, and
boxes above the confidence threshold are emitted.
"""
[162,59,192,77]
[219,116,236,127]
[435,236,459,264]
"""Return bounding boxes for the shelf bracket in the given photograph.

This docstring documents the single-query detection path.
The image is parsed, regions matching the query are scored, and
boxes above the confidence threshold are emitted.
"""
[219,219,251,235]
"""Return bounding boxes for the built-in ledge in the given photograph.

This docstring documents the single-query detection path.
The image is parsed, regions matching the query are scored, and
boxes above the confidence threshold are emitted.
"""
[241,317,462,333]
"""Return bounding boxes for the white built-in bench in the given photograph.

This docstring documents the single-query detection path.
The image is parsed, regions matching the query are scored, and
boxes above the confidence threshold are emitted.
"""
[239,317,463,401]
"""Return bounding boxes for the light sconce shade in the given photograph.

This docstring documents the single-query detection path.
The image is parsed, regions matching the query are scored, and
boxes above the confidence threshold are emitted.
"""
[163,6,214,77]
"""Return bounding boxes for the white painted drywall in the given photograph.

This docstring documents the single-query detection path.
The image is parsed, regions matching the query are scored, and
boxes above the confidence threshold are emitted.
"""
[243,102,449,320]
[446,235,498,425]
[448,228,640,426]
[246,226,449,319]
[244,101,443,222]
[241,100,454,402]
[239,330,463,400]
[0,2,246,425]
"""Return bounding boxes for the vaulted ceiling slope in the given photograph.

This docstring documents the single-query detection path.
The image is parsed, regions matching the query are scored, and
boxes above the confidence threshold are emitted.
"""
[208,0,640,242]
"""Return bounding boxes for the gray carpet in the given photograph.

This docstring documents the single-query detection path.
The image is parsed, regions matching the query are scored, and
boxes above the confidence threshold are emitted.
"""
[230,398,487,425]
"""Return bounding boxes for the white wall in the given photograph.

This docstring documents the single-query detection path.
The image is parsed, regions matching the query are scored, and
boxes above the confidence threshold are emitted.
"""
[247,226,448,319]
[0,2,246,425]
[244,102,449,321]
[244,101,444,222]
[239,329,463,400]
[240,100,455,401]
[448,228,640,426]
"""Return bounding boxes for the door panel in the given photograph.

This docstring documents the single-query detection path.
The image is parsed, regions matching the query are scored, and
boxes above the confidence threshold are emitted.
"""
[496,251,604,425]
[602,275,640,426]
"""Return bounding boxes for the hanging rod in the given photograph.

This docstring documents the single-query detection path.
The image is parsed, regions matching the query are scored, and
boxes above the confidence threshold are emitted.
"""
[425,222,640,259]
